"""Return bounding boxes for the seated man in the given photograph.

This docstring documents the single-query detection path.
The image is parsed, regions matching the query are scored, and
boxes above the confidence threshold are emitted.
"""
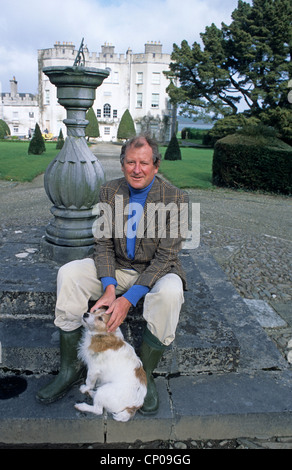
[37,134,188,414]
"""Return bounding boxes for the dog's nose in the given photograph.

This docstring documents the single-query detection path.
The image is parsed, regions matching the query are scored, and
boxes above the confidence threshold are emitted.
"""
[83,312,89,318]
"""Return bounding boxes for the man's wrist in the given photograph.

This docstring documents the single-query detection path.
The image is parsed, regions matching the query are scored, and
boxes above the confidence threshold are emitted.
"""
[101,276,117,291]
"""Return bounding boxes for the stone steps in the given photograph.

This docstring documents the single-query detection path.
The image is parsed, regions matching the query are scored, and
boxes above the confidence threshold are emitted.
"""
[1,237,291,446]
[0,249,240,376]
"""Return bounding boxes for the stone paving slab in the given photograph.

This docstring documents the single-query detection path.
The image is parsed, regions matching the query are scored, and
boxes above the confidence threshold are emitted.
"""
[1,369,292,445]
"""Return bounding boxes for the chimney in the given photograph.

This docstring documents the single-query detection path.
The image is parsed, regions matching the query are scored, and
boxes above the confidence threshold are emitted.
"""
[10,76,18,98]
[145,41,162,55]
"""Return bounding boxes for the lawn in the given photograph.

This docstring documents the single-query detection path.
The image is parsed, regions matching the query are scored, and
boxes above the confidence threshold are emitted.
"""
[0,141,59,182]
[0,141,214,189]
[159,146,214,189]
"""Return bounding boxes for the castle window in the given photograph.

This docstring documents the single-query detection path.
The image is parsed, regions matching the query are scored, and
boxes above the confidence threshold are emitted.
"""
[136,93,143,108]
[151,93,159,108]
[136,72,143,84]
[96,109,101,118]
[113,109,118,118]
[152,72,160,84]
[104,127,110,135]
[103,103,111,118]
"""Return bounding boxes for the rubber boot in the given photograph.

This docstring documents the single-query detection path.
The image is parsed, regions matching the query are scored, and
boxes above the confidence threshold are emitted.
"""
[36,327,85,404]
[139,328,167,415]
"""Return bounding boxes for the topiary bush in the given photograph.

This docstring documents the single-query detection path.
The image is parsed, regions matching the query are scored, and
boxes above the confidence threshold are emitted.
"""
[117,109,136,140]
[164,133,182,160]
[212,130,292,194]
[85,107,100,141]
[28,123,46,155]
[0,119,11,139]
[56,129,65,149]
[203,115,260,147]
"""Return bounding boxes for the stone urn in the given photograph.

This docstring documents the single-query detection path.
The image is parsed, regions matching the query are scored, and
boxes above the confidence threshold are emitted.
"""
[41,65,109,263]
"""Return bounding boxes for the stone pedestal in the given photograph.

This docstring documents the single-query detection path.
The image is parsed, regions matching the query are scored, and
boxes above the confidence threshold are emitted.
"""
[41,66,109,263]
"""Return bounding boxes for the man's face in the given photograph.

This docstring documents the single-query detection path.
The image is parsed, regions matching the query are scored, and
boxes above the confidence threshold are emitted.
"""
[122,141,159,190]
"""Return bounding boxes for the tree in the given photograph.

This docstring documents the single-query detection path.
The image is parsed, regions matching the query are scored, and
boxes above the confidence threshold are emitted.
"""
[165,0,292,142]
[0,119,10,139]
[164,133,182,160]
[56,129,65,149]
[28,123,46,155]
[117,109,136,140]
[85,107,100,141]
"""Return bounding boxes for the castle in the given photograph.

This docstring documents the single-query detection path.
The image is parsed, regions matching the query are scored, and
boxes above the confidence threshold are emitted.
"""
[1,41,174,141]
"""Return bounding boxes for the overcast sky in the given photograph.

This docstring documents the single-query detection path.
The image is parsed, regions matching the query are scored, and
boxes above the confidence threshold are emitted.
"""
[0,0,251,94]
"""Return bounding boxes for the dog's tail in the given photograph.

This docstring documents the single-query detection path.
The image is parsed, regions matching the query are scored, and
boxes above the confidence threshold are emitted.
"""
[112,405,140,422]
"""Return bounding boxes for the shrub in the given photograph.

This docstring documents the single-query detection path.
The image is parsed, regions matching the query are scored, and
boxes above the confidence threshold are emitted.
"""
[28,123,46,155]
[181,127,207,142]
[0,119,11,139]
[203,115,260,147]
[117,109,136,140]
[56,129,65,149]
[164,133,182,160]
[85,107,100,141]
[212,131,292,194]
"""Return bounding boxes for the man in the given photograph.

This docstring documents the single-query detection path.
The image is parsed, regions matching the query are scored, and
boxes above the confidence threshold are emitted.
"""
[37,135,188,414]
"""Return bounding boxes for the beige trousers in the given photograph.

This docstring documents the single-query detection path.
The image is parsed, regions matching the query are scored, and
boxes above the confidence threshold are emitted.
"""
[54,258,184,346]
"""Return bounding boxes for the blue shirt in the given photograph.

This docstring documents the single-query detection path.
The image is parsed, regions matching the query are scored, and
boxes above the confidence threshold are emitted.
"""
[101,177,155,306]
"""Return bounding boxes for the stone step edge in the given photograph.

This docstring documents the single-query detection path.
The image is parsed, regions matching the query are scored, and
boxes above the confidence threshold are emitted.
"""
[0,316,239,375]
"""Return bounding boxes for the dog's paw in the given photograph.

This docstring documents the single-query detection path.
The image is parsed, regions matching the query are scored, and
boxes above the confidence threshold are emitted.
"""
[75,402,89,412]
[79,384,90,394]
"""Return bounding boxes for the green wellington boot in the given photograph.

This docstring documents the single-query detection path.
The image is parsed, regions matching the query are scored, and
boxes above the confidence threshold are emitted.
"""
[139,328,167,415]
[36,327,85,404]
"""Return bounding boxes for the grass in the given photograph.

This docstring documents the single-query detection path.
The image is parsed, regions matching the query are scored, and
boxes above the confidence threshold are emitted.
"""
[0,141,215,189]
[159,146,214,189]
[0,141,59,182]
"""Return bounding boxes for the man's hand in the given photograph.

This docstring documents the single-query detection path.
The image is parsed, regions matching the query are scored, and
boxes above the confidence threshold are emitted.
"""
[105,296,131,332]
[90,285,116,312]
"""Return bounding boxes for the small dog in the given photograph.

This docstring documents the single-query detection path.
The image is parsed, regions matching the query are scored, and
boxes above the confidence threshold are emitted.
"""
[75,308,147,422]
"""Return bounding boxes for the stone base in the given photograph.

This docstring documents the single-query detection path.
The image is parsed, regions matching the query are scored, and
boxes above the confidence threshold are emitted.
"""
[41,238,94,264]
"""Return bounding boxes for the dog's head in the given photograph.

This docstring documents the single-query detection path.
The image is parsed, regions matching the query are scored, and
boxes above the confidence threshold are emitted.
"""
[82,308,111,333]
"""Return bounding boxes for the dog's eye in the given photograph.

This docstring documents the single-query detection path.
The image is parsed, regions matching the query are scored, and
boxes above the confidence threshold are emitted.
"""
[97,316,103,321]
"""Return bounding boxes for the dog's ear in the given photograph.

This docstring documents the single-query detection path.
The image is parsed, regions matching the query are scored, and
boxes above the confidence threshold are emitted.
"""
[102,312,111,324]
[92,307,107,315]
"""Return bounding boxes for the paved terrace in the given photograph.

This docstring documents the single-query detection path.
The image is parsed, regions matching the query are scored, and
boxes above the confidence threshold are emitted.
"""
[0,143,291,449]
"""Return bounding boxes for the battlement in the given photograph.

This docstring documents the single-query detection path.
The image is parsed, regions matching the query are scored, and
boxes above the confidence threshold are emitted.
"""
[1,77,37,105]
[38,41,170,65]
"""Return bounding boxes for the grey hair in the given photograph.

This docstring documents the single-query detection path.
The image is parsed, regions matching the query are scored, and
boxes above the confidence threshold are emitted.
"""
[120,134,161,167]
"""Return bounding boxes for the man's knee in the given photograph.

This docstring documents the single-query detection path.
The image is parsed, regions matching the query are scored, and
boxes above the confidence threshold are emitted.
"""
[57,259,93,285]
[153,274,184,304]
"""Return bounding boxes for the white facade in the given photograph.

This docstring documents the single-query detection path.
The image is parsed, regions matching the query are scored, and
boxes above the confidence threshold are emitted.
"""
[38,41,173,141]
[1,77,39,138]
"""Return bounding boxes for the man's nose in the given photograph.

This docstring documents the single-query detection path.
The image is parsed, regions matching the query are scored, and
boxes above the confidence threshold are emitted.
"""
[133,162,141,173]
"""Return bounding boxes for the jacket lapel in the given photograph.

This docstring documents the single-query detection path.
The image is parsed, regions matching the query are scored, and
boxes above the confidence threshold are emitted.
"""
[135,177,162,252]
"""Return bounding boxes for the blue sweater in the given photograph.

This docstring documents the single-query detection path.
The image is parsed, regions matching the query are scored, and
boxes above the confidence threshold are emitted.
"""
[101,178,155,306]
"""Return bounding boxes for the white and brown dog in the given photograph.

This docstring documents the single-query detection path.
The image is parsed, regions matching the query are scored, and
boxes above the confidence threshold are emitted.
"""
[75,308,147,422]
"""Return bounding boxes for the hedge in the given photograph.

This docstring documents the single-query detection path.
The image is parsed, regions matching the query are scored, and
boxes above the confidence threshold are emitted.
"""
[212,133,292,194]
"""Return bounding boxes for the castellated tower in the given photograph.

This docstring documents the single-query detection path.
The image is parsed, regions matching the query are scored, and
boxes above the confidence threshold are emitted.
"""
[38,41,173,142]
[1,76,39,137]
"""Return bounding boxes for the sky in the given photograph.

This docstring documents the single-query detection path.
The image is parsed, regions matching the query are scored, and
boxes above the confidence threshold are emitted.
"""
[0,0,252,94]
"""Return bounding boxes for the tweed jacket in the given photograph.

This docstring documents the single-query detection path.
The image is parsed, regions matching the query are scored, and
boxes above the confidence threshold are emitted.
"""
[93,176,188,290]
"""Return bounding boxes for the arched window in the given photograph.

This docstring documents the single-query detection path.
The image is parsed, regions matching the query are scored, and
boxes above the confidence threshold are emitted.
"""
[103,103,111,118]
